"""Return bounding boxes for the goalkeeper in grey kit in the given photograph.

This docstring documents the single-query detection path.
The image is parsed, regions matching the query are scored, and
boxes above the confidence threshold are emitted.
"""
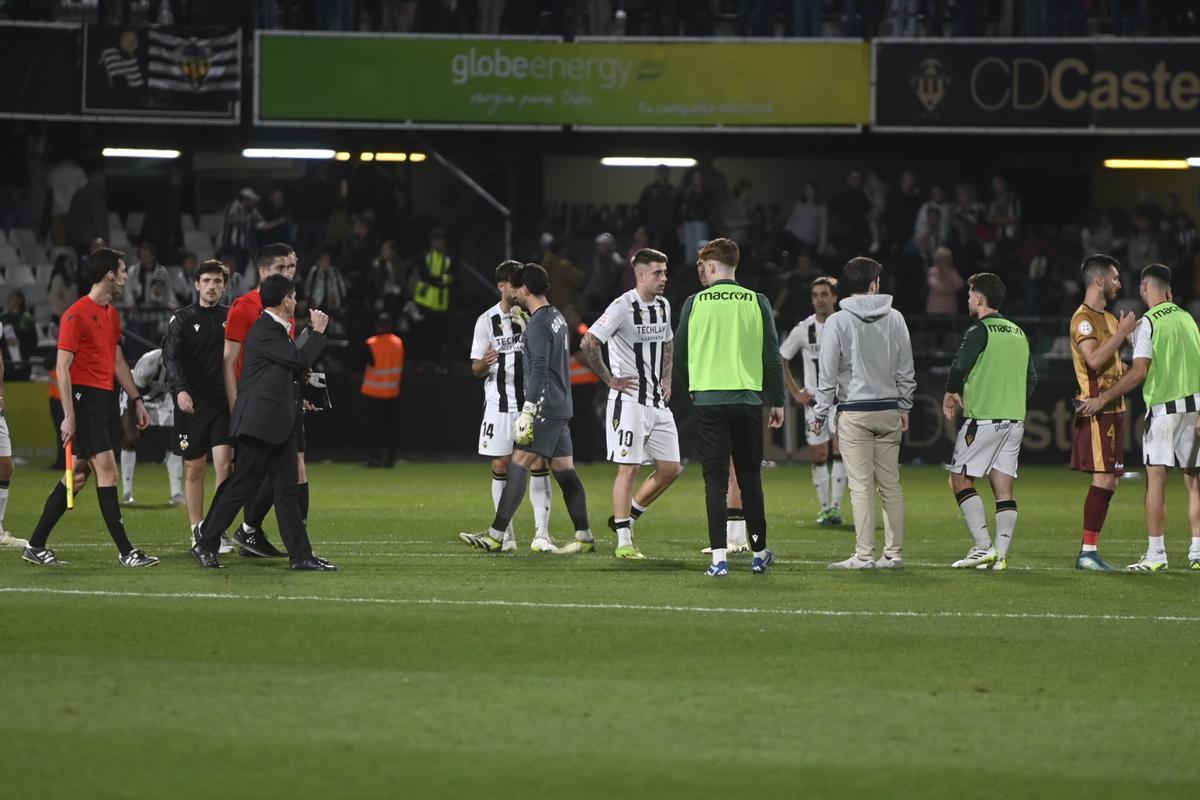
[460,263,595,553]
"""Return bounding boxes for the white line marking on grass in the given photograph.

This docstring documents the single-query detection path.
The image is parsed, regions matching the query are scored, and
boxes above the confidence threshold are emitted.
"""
[2,586,1198,623]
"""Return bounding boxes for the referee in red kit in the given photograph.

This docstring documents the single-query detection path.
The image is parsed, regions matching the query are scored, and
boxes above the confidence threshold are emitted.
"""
[23,247,159,567]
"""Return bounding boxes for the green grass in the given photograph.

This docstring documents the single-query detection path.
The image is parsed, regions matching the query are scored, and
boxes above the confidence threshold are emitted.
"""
[1,461,1198,799]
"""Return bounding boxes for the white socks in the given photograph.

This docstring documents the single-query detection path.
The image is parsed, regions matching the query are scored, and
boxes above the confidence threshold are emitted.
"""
[0,480,8,529]
[727,518,747,547]
[957,491,991,550]
[614,519,633,548]
[830,458,847,508]
[995,501,1017,559]
[121,450,136,497]
[165,453,183,497]
[1148,535,1166,560]
[529,470,552,537]
[1190,536,1200,559]
[811,462,830,509]
[711,547,726,566]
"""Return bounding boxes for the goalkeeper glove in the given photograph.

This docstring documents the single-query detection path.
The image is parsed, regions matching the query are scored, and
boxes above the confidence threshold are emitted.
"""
[510,305,530,324]
[514,401,537,446]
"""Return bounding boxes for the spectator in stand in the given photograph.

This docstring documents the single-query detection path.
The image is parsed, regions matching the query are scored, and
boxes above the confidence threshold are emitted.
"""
[479,0,506,33]
[987,175,1022,241]
[1,289,37,369]
[739,0,773,35]
[724,179,754,246]
[785,181,828,256]
[1127,208,1160,273]
[773,250,821,328]
[891,0,920,35]
[141,168,185,263]
[47,153,87,246]
[342,213,378,285]
[221,187,266,273]
[830,169,872,258]
[865,170,889,254]
[925,246,963,315]
[538,232,586,316]
[294,164,334,269]
[949,213,987,280]
[48,252,80,322]
[304,248,349,326]
[884,169,922,256]
[368,239,408,321]
[915,184,952,242]
[66,170,108,257]
[125,242,176,313]
[791,0,824,34]
[1081,208,1120,259]
[412,227,454,366]
[952,182,987,228]
[581,232,630,321]
[680,171,712,257]
[637,164,680,254]
[168,251,199,307]
[1171,211,1198,265]
[258,187,292,247]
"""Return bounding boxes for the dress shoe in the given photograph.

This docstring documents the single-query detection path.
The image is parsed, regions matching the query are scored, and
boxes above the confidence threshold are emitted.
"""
[289,555,337,572]
[190,545,224,569]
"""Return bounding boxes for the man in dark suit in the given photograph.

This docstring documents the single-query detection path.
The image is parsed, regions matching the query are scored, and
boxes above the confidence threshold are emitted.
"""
[190,274,334,571]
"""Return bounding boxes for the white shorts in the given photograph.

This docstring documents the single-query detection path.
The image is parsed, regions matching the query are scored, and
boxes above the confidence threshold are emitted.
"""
[805,407,836,447]
[478,407,516,457]
[947,419,1023,479]
[1142,412,1200,469]
[0,415,10,458]
[606,396,680,465]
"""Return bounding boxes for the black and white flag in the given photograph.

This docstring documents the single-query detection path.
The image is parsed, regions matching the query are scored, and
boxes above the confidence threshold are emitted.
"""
[147,28,239,94]
[83,25,241,123]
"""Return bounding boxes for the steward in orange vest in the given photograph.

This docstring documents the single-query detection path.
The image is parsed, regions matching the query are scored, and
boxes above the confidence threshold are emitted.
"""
[362,315,404,467]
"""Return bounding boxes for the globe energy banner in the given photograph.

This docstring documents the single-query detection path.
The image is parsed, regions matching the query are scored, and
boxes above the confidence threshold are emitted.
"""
[874,39,1200,133]
[256,35,870,128]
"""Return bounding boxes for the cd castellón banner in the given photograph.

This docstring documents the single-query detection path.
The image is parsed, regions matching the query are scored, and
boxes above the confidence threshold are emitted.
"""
[256,34,870,128]
[875,39,1200,132]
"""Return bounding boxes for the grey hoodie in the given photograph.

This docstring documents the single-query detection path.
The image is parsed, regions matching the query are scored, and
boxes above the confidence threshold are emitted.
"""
[812,293,915,421]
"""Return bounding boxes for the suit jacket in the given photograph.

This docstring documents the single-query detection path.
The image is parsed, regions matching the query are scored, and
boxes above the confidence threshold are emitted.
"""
[230,315,327,444]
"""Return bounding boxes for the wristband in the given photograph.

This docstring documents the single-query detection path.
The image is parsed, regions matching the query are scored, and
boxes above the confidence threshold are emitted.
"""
[132,396,145,404]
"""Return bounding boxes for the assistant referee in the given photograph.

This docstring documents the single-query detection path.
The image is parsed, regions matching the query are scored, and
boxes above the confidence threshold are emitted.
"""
[674,238,785,576]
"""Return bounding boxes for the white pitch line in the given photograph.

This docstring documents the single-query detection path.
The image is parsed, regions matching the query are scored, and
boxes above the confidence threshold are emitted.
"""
[1,586,1197,623]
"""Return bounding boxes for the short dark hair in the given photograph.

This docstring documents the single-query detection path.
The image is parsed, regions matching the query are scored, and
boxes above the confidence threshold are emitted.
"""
[259,274,294,308]
[512,263,550,297]
[196,259,229,282]
[87,247,125,285]
[1081,253,1120,285]
[632,248,668,268]
[968,272,1006,309]
[811,276,838,295]
[494,260,522,283]
[1141,263,1172,290]
[139,241,157,256]
[255,242,294,272]
[841,257,882,295]
[697,238,739,268]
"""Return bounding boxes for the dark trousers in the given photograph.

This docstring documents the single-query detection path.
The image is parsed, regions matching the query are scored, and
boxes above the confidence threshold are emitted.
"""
[695,404,767,552]
[366,396,398,465]
[199,433,311,560]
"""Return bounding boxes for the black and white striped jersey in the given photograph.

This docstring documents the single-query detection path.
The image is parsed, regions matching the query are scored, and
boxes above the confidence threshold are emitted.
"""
[588,290,673,409]
[470,303,526,412]
[780,314,825,391]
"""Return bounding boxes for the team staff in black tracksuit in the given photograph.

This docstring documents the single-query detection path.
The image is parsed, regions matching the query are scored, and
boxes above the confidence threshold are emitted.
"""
[164,259,282,557]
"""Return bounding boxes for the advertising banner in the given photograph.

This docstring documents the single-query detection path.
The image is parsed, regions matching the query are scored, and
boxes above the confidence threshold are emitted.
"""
[257,35,870,128]
[83,25,241,122]
[874,39,1200,132]
[0,22,80,117]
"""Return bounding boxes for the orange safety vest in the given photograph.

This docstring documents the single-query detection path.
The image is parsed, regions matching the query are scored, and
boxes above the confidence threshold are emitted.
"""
[48,368,61,401]
[569,354,601,385]
[361,334,405,399]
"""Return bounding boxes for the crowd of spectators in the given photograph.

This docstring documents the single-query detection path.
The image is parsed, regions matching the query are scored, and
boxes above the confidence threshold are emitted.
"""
[5,1,1197,37]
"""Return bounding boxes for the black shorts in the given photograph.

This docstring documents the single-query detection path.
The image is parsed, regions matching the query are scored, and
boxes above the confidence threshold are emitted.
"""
[516,416,573,459]
[73,385,120,460]
[176,397,232,461]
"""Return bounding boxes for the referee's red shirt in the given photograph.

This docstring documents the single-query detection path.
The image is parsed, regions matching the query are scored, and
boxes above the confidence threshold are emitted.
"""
[58,295,122,390]
[226,288,297,379]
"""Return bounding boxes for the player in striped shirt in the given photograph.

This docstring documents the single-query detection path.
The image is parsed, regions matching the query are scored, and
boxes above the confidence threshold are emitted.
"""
[580,248,682,559]
[462,261,554,552]
[780,277,845,525]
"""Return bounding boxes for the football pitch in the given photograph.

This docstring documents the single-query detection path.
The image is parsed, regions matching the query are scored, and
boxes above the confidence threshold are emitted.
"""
[1,461,1197,799]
